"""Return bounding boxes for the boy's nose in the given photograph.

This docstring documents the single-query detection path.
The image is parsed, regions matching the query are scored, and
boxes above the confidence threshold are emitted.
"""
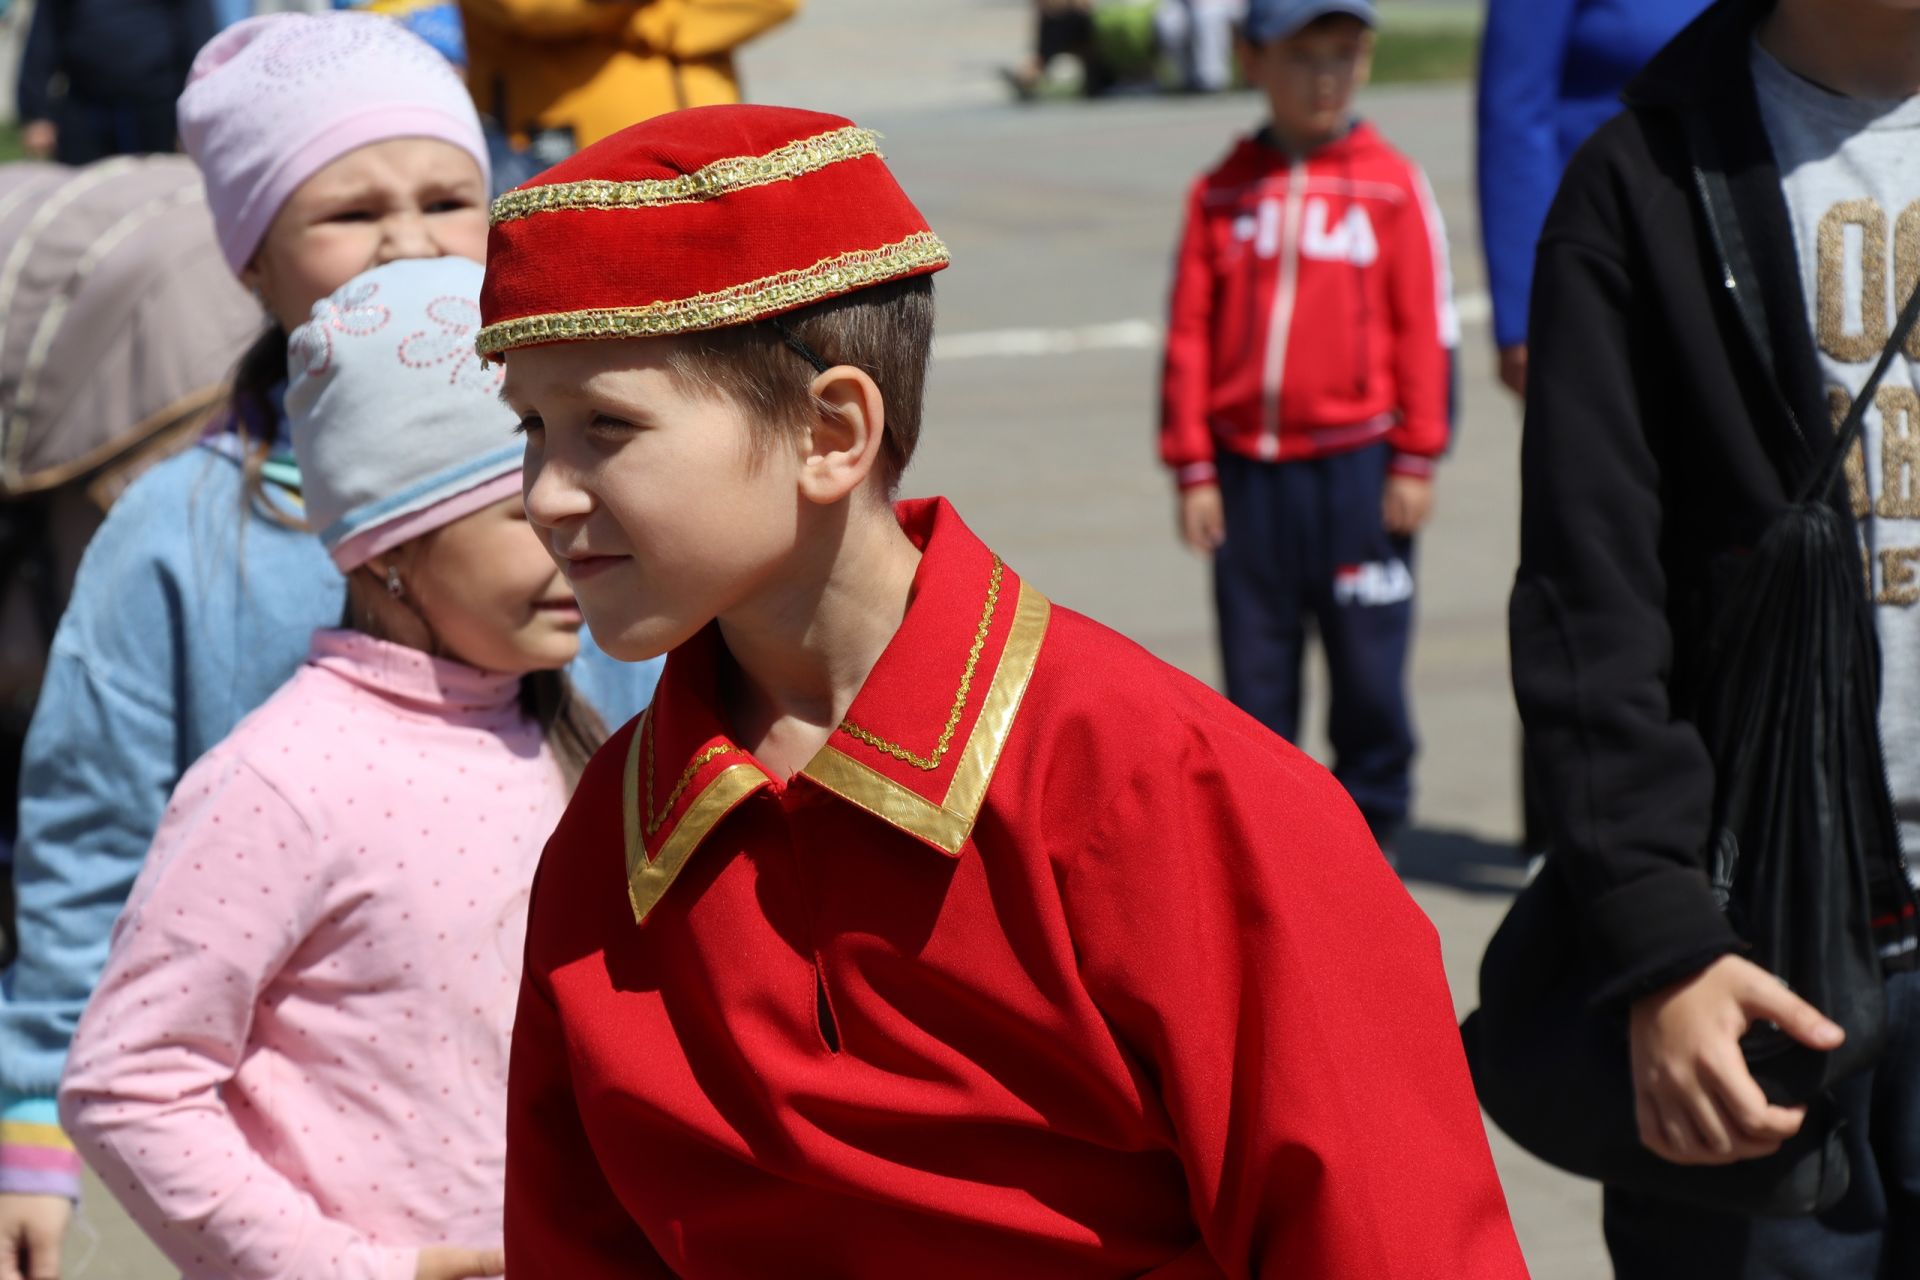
[523,454,594,531]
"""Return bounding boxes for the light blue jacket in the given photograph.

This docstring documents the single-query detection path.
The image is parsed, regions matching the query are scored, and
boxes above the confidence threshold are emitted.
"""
[0,443,659,1188]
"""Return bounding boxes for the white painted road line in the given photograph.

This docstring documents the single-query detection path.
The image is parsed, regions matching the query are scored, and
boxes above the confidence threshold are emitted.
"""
[933,318,1163,360]
[934,290,1492,361]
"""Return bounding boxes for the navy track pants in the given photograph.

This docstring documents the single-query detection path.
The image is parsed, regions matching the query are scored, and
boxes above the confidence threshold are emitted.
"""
[1212,444,1417,830]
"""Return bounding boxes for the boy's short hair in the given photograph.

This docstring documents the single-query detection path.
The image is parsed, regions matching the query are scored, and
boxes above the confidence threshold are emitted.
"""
[662,276,936,492]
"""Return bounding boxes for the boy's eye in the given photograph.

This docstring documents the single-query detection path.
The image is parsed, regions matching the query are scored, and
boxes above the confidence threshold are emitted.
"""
[590,413,636,432]
[513,415,544,436]
[326,208,377,224]
[427,197,476,214]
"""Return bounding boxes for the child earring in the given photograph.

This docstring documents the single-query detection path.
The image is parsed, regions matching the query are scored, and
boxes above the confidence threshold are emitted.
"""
[386,566,405,599]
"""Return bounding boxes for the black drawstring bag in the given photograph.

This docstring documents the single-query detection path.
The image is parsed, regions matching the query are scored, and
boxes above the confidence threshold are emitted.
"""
[1462,282,1920,1217]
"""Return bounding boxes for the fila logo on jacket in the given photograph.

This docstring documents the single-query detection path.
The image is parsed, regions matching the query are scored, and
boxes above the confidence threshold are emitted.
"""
[1236,198,1379,266]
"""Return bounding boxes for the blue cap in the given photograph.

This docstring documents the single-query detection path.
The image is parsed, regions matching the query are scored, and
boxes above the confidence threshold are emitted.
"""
[1243,0,1377,43]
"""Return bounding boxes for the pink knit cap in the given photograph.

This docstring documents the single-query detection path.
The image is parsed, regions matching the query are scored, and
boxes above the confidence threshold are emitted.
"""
[178,12,491,274]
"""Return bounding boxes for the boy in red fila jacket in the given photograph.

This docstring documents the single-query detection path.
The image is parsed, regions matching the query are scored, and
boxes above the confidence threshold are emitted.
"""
[1161,0,1456,852]
[480,103,1525,1278]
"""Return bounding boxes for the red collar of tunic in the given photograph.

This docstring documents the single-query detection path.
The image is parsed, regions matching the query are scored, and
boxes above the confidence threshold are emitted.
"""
[622,496,1053,923]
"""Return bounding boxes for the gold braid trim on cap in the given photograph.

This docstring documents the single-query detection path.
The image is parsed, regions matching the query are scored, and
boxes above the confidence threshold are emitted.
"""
[490,126,882,226]
[475,231,950,357]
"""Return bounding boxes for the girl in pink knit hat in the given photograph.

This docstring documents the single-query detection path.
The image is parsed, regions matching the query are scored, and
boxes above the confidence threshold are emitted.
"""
[0,14,657,1278]
[176,9,495,463]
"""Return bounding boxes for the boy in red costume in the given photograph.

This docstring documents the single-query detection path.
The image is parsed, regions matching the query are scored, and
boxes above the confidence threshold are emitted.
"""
[1161,0,1455,852]
[480,104,1526,1278]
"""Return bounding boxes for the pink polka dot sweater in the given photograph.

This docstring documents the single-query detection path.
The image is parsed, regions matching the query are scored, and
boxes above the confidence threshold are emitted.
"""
[59,629,569,1279]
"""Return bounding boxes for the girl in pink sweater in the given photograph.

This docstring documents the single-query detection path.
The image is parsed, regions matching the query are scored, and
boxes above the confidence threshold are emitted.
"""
[58,258,600,1280]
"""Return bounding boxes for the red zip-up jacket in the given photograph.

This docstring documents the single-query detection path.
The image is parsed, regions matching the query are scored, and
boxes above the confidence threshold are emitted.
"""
[1160,122,1457,489]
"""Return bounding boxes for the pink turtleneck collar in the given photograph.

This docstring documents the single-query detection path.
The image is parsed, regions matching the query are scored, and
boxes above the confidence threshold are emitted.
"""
[306,628,525,717]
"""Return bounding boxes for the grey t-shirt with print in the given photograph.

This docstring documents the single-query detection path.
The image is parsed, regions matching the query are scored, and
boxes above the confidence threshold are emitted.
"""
[1753,41,1920,865]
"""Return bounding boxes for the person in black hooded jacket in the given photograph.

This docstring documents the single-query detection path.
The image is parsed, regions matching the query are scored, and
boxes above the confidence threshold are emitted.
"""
[1512,0,1920,1272]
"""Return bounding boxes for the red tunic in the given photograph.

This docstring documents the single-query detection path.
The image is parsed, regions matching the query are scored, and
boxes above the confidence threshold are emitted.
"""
[507,498,1527,1278]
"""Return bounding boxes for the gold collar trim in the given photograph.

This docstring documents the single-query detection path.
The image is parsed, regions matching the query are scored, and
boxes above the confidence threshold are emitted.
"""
[619,569,1049,921]
[489,126,881,226]
[839,557,1003,770]
[475,232,950,357]
[623,716,762,924]
[801,579,1051,855]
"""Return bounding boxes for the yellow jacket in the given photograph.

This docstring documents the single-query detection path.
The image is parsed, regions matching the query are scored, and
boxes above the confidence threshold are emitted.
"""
[460,0,800,149]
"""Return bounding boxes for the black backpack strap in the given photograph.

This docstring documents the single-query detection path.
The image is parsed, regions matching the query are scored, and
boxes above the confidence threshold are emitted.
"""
[1801,277,1920,505]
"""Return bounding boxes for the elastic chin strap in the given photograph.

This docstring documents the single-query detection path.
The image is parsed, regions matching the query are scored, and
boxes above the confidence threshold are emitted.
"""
[767,316,832,374]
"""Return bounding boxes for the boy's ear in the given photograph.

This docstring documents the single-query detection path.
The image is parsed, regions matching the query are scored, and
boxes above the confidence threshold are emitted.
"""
[796,365,888,507]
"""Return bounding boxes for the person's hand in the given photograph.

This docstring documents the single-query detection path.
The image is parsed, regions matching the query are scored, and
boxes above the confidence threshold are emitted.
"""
[1628,953,1843,1166]
[1382,474,1434,536]
[1177,483,1226,554]
[19,121,55,161]
[1497,342,1528,399]
[0,1192,71,1280]
[415,1245,506,1279]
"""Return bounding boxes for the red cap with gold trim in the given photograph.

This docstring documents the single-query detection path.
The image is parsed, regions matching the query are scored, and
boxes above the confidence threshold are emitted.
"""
[476,104,950,360]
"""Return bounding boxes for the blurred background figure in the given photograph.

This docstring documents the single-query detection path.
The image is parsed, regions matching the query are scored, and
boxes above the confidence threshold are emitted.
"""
[1474,0,1709,400]
[331,0,468,64]
[1005,0,1102,99]
[0,155,260,963]
[1154,0,1244,93]
[238,0,468,67]
[14,0,212,163]
[459,0,800,193]
[1006,0,1246,102]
